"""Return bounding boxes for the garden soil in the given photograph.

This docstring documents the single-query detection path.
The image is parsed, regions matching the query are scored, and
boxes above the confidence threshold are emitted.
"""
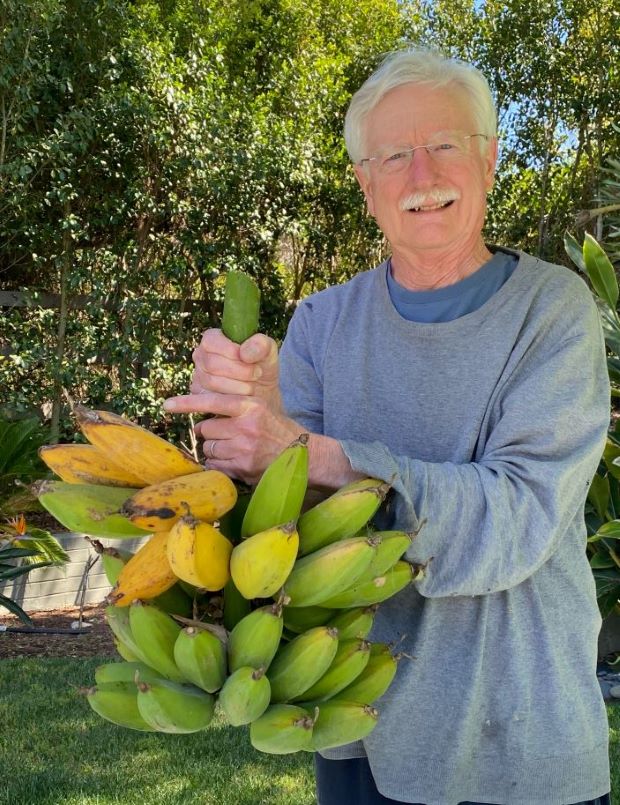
[0,603,116,659]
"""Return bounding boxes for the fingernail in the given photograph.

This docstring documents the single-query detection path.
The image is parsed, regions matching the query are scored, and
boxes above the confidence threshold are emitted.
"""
[163,400,175,411]
[253,366,263,380]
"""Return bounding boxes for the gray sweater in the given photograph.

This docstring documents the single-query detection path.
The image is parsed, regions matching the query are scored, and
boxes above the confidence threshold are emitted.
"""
[279,249,611,805]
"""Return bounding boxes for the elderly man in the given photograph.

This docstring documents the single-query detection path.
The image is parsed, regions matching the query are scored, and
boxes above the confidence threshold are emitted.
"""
[165,48,611,805]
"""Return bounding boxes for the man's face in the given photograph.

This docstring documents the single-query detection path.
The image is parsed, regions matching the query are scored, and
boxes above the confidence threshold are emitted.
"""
[354,82,497,260]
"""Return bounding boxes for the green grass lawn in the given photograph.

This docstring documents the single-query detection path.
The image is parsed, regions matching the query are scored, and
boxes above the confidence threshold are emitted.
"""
[1,657,618,805]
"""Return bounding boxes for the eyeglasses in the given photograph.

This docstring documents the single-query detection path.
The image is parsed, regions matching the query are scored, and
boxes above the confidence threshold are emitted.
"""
[358,133,489,175]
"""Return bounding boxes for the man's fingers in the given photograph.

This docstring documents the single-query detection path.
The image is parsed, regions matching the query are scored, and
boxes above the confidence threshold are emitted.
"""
[163,391,251,417]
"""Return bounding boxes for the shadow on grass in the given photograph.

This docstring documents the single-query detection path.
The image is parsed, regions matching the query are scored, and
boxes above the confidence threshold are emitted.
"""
[0,658,316,805]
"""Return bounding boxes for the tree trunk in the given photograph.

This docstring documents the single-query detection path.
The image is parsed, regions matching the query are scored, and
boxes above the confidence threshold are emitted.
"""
[50,204,71,443]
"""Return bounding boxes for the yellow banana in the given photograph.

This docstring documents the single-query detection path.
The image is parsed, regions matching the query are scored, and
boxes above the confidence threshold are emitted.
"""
[91,539,193,616]
[39,443,145,487]
[85,682,155,732]
[166,516,232,591]
[311,701,379,750]
[230,521,299,599]
[295,639,371,703]
[250,704,315,754]
[128,601,184,682]
[297,477,390,555]
[325,606,377,640]
[283,536,378,608]
[267,625,339,703]
[319,560,423,608]
[218,666,271,726]
[334,643,399,705]
[227,603,284,673]
[173,626,227,693]
[136,678,215,733]
[74,404,203,485]
[32,480,150,539]
[240,434,309,538]
[282,605,336,635]
[121,471,238,532]
[107,532,177,607]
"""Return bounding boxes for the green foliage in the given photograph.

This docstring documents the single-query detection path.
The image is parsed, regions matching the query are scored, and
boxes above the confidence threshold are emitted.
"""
[565,233,620,616]
[2,0,619,440]
[0,523,70,625]
[0,0,404,438]
[0,418,50,516]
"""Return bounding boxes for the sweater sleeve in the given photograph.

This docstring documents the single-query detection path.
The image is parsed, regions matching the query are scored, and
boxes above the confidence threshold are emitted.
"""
[281,296,610,599]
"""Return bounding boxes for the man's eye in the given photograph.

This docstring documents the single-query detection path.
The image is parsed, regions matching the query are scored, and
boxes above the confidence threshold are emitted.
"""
[435,142,455,151]
[385,151,409,163]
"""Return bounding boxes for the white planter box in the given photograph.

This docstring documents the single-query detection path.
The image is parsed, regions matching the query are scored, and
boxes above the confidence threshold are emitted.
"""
[0,532,150,611]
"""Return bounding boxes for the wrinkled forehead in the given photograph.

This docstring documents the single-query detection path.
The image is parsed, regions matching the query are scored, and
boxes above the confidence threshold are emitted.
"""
[362,81,478,152]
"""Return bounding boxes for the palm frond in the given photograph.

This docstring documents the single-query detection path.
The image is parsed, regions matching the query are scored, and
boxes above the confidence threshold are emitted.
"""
[14,530,70,565]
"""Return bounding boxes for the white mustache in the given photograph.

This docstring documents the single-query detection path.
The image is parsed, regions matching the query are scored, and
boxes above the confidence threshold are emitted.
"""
[399,189,461,211]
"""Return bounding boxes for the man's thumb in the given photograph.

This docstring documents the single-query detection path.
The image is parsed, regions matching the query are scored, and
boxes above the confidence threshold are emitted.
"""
[239,333,278,365]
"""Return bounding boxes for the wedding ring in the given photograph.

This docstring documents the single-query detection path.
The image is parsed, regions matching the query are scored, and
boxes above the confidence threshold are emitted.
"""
[207,440,218,460]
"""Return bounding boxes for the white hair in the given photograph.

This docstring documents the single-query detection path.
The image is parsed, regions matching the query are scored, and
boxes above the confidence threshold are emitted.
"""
[344,47,497,164]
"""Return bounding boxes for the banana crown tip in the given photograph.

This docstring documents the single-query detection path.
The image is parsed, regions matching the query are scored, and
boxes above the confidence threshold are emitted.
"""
[30,479,54,496]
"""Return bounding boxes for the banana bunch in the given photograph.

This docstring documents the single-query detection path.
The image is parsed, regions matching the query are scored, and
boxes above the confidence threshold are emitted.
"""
[41,403,424,752]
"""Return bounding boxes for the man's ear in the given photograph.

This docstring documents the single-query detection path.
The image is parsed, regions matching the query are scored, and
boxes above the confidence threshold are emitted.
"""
[354,164,376,217]
[484,137,499,192]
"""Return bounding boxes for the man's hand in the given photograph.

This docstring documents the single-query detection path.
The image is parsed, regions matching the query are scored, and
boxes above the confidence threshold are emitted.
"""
[164,329,300,483]
[164,328,363,489]
[190,329,281,409]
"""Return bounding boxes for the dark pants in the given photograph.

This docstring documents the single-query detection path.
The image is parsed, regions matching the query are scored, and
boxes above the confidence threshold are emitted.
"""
[314,755,611,805]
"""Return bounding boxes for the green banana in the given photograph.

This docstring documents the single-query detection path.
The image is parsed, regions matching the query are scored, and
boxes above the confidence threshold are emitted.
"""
[113,635,142,662]
[249,704,315,754]
[128,601,184,682]
[94,661,163,686]
[32,480,150,539]
[221,269,261,345]
[151,583,194,618]
[366,531,414,576]
[267,625,339,703]
[136,678,215,733]
[295,639,371,703]
[283,536,378,608]
[319,560,422,608]
[218,490,252,543]
[85,682,155,732]
[311,701,379,750]
[283,605,336,634]
[228,603,284,673]
[218,666,271,726]
[240,434,309,539]
[173,626,227,693]
[222,578,252,631]
[87,540,133,585]
[297,478,390,555]
[325,606,377,640]
[105,605,149,665]
[334,644,399,705]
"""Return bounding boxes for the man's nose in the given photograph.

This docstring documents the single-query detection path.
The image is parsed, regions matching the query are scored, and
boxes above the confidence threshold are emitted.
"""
[406,146,438,180]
